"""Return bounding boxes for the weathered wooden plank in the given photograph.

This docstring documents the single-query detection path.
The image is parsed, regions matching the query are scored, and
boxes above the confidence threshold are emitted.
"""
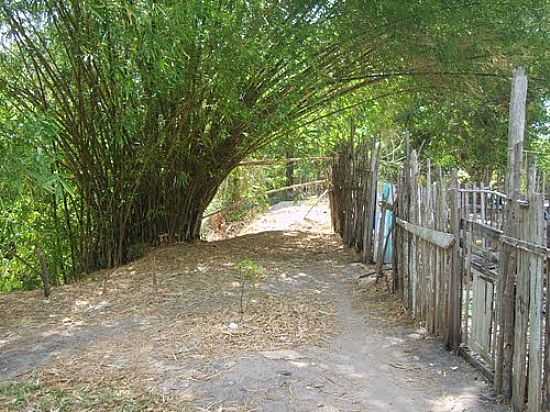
[401,166,410,308]
[464,223,473,346]
[470,244,499,265]
[418,187,430,323]
[342,145,352,245]
[394,171,404,297]
[543,257,550,411]
[329,154,346,236]
[353,142,367,249]
[471,260,499,282]
[497,66,528,400]
[473,184,479,222]
[362,141,380,263]
[527,170,544,412]
[392,214,399,293]
[512,207,530,412]
[426,167,435,328]
[447,171,463,350]
[470,271,495,364]
[480,188,487,224]
[409,150,419,318]
[463,187,472,349]
[429,182,439,335]
[500,200,519,398]
[465,219,504,240]
[500,235,550,257]
[485,280,495,365]
[459,346,495,382]
[479,189,489,258]
[396,218,455,249]
[437,168,449,337]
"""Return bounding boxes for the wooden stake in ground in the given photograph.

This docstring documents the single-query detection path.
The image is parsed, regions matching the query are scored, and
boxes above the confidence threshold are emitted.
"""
[525,164,544,412]
[495,66,528,400]
[35,246,51,298]
[543,257,550,411]
[446,170,462,351]
[409,150,419,318]
[363,140,380,263]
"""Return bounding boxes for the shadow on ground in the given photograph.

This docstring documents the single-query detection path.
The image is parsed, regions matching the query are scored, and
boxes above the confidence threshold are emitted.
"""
[0,227,506,411]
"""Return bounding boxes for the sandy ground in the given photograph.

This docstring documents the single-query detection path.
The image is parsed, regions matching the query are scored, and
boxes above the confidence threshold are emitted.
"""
[0,200,508,411]
[240,198,333,235]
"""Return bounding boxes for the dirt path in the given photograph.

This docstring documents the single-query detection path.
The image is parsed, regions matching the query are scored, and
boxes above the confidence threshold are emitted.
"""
[0,201,506,411]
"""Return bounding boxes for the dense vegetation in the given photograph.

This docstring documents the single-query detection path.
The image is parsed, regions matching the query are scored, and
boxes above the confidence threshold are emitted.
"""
[0,1,548,292]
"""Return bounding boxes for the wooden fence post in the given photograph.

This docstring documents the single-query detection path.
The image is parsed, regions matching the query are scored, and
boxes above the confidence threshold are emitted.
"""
[392,181,400,294]
[399,150,411,308]
[495,66,528,400]
[544,256,550,411]
[446,171,462,350]
[425,160,434,330]
[329,155,343,236]
[526,165,544,412]
[343,143,354,246]
[512,196,530,411]
[437,167,448,336]
[463,219,473,347]
[353,145,365,249]
[363,140,380,263]
[409,150,419,318]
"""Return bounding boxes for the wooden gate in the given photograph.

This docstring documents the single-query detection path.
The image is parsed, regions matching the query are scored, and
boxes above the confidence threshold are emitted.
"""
[461,187,505,368]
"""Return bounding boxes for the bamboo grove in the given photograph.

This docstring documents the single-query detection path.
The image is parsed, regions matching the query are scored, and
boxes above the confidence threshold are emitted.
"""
[0,0,548,286]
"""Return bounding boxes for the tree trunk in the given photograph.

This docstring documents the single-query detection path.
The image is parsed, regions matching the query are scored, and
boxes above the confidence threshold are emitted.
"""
[285,148,295,200]
[35,246,51,298]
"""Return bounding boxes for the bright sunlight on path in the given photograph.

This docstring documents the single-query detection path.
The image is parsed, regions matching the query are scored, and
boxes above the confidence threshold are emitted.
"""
[0,200,506,411]
[240,198,333,235]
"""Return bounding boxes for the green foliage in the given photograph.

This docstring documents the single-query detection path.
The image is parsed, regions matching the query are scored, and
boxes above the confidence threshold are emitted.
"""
[0,0,548,292]
[0,93,77,292]
[238,258,265,281]
[0,378,169,411]
[237,258,264,315]
[392,78,550,183]
[528,97,550,173]
[209,167,270,223]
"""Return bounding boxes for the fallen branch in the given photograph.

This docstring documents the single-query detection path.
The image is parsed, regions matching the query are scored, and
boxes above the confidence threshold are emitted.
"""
[304,189,330,220]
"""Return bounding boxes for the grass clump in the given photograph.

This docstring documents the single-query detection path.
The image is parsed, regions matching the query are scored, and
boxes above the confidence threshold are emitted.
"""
[0,377,177,412]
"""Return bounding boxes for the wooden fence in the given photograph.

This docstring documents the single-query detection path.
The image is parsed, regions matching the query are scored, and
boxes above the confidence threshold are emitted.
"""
[393,152,463,349]
[460,176,548,412]
[329,67,549,412]
[329,139,380,263]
